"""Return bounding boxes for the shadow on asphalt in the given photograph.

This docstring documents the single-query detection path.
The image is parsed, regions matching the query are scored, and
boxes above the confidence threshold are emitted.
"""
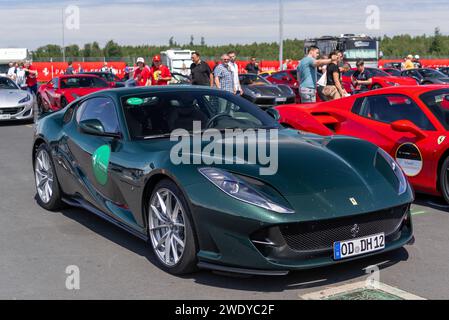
[38,198,411,293]
[414,193,449,212]
[0,119,34,127]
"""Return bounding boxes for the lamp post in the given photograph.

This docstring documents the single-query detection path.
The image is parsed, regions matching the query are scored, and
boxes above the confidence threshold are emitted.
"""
[279,0,284,70]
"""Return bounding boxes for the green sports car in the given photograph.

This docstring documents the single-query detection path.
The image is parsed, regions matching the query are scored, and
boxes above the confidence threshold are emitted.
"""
[33,86,414,275]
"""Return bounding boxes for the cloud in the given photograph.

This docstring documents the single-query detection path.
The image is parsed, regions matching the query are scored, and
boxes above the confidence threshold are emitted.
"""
[0,0,448,49]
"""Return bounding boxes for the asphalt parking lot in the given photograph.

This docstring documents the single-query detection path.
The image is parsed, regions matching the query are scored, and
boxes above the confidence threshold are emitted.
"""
[1,119,449,300]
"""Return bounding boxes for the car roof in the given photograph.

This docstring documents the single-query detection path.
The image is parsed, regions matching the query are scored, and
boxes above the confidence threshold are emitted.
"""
[58,74,102,79]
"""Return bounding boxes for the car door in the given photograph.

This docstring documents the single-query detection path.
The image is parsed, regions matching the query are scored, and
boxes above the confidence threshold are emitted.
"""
[43,78,59,109]
[63,96,126,210]
[344,94,437,177]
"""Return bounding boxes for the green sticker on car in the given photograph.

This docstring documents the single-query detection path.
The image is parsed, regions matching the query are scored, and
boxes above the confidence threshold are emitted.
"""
[92,145,111,185]
[126,97,144,106]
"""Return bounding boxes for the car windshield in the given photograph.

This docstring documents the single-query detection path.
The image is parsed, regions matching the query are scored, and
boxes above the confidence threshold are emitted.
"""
[239,74,271,86]
[420,88,449,130]
[385,69,402,77]
[366,68,391,77]
[121,91,280,139]
[420,69,446,79]
[60,77,109,88]
[0,77,19,90]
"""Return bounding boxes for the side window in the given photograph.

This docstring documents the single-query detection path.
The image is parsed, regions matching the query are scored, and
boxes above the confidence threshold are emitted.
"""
[76,97,120,134]
[272,72,288,80]
[352,94,435,130]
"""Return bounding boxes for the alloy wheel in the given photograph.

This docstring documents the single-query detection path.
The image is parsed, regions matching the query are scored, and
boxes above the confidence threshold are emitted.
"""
[34,149,54,204]
[149,188,186,267]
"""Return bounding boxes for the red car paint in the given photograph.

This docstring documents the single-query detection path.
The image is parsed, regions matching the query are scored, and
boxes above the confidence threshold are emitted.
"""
[37,74,111,111]
[275,85,449,198]
[342,68,418,94]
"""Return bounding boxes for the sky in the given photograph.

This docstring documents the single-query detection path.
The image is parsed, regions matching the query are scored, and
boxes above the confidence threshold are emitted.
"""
[1,0,448,49]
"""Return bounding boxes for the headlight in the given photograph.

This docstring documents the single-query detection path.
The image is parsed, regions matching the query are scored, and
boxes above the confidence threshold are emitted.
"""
[377,148,407,195]
[199,168,294,214]
[18,95,31,104]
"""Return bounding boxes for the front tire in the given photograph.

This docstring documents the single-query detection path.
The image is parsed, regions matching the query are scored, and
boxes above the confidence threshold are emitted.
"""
[34,144,63,211]
[147,179,198,274]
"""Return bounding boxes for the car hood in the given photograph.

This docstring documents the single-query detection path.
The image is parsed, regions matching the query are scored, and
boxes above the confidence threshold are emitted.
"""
[0,89,29,107]
[136,129,412,218]
[385,76,417,85]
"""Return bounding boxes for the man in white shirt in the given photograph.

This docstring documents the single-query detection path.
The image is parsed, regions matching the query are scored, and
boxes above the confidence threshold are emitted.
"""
[227,51,242,95]
[7,62,17,81]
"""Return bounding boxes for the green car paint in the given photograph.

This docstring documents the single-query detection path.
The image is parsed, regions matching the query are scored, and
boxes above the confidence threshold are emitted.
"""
[92,144,111,186]
[33,86,414,273]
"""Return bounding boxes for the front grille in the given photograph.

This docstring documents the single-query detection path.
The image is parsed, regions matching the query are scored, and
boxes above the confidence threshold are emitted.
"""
[280,205,408,252]
[256,98,276,106]
[0,107,24,115]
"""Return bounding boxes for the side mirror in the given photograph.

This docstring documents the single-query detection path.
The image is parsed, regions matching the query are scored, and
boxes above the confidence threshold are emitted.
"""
[391,120,427,140]
[266,108,280,121]
[79,119,122,139]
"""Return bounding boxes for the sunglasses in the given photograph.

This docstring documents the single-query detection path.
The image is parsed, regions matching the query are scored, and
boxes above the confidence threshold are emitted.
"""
[223,59,230,61]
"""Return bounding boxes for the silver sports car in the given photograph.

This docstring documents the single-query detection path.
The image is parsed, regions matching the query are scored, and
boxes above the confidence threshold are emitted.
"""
[0,76,34,122]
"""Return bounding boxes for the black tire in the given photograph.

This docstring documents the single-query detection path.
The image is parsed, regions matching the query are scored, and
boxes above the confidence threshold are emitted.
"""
[439,157,449,204]
[34,144,64,211]
[60,96,68,109]
[372,84,382,90]
[37,94,45,114]
[147,179,198,275]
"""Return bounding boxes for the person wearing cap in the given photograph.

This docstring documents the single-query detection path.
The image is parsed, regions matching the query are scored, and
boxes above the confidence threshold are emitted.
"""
[403,55,415,70]
[351,60,372,93]
[150,55,171,86]
[413,55,422,69]
[133,57,151,86]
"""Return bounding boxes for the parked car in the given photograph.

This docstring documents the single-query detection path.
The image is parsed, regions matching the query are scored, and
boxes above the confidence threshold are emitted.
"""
[82,71,125,87]
[275,85,449,203]
[437,67,449,77]
[0,76,34,122]
[401,68,449,85]
[169,72,192,85]
[382,68,403,77]
[342,68,418,93]
[239,73,295,109]
[37,74,110,112]
[33,86,413,275]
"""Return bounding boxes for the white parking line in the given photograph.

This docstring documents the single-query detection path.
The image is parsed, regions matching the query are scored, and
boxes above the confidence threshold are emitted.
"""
[300,280,426,300]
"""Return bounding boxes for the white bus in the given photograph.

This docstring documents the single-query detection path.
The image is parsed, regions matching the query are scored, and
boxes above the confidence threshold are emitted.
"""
[160,49,193,75]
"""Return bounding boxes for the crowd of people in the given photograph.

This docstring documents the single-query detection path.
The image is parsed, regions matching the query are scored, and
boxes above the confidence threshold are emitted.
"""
[6,60,38,95]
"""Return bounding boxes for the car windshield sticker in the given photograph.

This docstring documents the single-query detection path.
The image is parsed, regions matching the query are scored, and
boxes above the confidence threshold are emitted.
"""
[126,97,144,106]
[92,145,111,185]
[395,143,423,177]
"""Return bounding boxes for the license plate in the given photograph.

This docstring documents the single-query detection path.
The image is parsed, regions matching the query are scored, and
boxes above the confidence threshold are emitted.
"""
[276,97,287,102]
[0,114,11,120]
[334,233,385,260]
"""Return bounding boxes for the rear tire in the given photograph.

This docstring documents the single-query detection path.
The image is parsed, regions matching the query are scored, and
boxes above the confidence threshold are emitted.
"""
[34,144,64,211]
[147,179,198,275]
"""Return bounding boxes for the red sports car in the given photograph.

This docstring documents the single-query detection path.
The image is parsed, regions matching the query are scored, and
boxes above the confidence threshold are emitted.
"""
[342,68,418,93]
[37,74,110,112]
[275,86,449,202]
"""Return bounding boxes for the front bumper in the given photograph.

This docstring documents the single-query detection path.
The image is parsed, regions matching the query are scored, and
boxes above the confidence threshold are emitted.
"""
[246,95,296,109]
[0,103,34,121]
[190,194,413,273]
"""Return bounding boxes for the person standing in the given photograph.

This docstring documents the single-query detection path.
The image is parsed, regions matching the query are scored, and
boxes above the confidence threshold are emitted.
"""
[23,60,38,96]
[403,55,415,70]
[214,54,234,93]
[297,46,332,103]
[351,60,372,93]
[323,50,347,100]
[149,55,172,86]
[7,62,17,80]
[15,62,27,88]
[65,61,75,75]
[190,51,213,86]
[133,57,151,87]
[227,51,242,95]
[245,57,259,74]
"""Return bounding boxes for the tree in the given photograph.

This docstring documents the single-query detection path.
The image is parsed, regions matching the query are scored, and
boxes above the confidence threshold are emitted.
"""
[91,41,103,57]
[189,35,194,46]
[430,27,443,55]
[83,43,92,57]
[201,37,205,46]
[169,36,175,47]
[104,40,122,58]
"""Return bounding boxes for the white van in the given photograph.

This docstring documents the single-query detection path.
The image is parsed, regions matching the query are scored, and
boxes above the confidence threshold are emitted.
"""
[160,49,193,76]
[0,48,28,76]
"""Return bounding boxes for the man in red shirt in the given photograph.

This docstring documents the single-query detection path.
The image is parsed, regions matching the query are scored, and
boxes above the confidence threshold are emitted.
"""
[133,57,151,86]
[150,55,171,86]
[23,60,38,95]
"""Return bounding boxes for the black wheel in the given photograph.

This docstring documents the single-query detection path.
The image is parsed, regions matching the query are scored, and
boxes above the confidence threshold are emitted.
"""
[372,84,382,90]
[439,157,449,204]
[37,94,45,114]
[34,144,64,211]
[60,96,68,109]
[147,179,198,275]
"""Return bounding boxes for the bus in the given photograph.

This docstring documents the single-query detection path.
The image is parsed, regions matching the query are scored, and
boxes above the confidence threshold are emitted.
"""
[304,35,380,68]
